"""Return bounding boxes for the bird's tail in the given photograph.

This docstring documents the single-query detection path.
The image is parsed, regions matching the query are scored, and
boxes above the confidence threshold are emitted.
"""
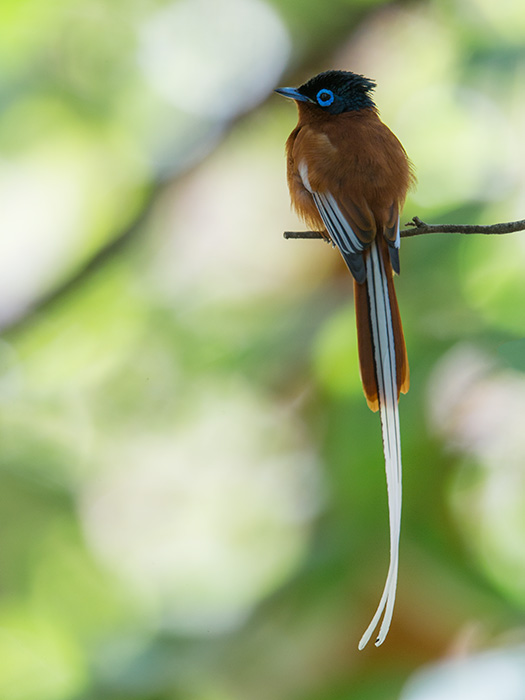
[353,236,409,649]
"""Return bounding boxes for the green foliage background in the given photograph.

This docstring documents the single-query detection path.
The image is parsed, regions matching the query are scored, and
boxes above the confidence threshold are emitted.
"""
[1,0,525,698]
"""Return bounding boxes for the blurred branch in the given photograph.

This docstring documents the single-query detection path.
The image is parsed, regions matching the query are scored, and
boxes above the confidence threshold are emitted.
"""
[3,185,160,335]
[284,216,525,240]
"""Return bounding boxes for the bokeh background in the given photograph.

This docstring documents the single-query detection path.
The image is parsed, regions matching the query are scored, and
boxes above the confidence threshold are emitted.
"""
[1,0,525,698]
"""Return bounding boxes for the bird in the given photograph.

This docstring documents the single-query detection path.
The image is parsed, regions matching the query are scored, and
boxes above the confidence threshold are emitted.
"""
[275,70,414,649]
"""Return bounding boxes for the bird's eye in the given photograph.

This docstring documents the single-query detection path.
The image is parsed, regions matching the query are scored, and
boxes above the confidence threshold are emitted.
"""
[316,89,335,107]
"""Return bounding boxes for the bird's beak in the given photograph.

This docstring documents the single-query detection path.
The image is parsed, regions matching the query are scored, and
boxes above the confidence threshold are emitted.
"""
[274,87,312,103]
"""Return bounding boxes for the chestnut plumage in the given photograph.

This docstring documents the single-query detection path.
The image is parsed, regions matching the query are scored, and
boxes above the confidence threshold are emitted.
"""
[276,70,415,649]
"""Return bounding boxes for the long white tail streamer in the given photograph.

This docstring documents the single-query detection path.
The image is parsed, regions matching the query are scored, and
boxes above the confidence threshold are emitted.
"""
[358,240,403,650]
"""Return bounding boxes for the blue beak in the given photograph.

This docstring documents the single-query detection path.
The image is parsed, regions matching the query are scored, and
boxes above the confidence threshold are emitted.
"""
[274,87,312,103]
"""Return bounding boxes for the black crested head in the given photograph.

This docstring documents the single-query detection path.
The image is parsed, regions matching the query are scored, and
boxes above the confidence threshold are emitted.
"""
[298,70,377,115]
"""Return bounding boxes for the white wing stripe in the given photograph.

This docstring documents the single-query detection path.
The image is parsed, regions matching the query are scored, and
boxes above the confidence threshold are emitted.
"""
[320,192,365,253]
[298,161,366,254]
[312,193,356,254]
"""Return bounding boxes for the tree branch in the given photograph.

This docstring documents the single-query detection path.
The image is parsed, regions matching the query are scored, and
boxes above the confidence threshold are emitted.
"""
[284,216,525,240]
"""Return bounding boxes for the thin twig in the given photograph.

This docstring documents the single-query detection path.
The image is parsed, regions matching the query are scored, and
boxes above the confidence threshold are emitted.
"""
[284,216,525,240]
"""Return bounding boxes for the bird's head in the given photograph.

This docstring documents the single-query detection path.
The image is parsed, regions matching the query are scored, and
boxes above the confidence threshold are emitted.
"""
[275,70,376,115]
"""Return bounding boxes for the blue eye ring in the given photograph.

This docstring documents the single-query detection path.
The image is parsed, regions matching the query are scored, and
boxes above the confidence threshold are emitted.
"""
[316,88,334,107]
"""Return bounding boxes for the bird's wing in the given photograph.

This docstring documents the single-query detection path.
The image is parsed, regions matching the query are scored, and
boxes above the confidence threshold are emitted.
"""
[312,192,368,283]
[291,122,408,278]
[296,158,376,283]
[313,184,401,281]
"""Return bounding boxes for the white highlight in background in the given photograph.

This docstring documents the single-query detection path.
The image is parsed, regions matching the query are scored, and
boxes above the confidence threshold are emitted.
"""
[138,0,291,119]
